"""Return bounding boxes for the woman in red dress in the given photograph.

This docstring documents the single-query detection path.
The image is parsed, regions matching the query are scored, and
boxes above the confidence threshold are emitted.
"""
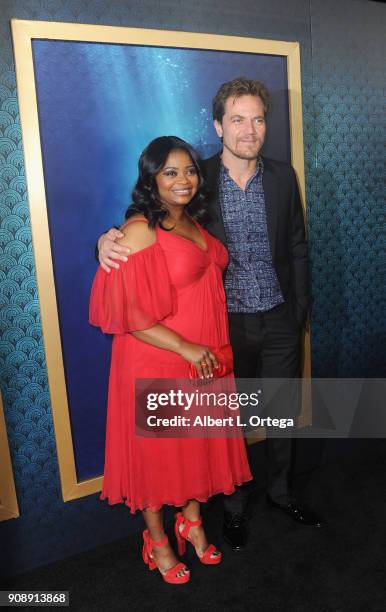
[89,136,251,584]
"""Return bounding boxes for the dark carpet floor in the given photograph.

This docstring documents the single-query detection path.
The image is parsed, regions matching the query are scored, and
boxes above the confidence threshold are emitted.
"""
[4,440,386,611]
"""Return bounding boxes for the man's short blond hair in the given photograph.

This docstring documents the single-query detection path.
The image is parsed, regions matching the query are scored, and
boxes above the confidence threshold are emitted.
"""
[212,77,270,122]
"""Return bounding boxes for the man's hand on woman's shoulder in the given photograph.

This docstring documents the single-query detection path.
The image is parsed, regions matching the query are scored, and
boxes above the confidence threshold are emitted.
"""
[98,227,129,273]
[98,217,156,273]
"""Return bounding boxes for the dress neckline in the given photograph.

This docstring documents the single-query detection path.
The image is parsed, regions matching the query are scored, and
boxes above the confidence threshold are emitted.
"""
[158,217,208,253]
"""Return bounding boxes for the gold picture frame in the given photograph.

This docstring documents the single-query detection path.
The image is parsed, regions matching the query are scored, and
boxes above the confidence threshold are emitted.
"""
[0,393,19,521]
[11,19,311,499]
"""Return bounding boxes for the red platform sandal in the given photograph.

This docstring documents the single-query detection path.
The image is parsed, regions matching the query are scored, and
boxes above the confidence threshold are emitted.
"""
[142,529,190,584]
[174,512,222,565]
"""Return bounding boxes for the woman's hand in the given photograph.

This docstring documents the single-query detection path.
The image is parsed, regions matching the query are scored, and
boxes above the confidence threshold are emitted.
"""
[98,228,131,272]
[178,341,218,379]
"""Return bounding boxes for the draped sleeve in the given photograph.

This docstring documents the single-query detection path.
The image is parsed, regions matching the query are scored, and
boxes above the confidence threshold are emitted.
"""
[89,243,174,334]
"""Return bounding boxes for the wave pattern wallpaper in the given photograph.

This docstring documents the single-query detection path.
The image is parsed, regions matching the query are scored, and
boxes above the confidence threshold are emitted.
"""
[0,0,384,577]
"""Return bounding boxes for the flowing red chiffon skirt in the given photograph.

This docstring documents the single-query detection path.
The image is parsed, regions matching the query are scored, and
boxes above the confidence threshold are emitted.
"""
[89,218,252,513]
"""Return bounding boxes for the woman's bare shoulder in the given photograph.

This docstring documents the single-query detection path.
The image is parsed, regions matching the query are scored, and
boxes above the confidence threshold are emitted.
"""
[118,215,156,253]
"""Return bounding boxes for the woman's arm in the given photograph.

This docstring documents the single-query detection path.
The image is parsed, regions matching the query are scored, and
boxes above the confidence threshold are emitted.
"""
[132,324,218,379]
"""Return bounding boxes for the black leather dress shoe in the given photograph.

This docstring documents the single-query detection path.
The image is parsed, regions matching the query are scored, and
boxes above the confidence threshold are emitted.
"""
[223,513,247,550]
[267,497,326,527]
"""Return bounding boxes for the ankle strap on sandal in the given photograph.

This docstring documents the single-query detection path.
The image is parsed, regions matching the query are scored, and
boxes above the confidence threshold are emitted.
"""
[143,529,168,549]
[175,512,202,539]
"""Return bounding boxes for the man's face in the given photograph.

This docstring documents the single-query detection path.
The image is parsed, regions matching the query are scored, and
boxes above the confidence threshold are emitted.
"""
[214,94,266,162]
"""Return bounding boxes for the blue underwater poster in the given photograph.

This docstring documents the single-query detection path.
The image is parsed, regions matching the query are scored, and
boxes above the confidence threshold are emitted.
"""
[32,39,289,480]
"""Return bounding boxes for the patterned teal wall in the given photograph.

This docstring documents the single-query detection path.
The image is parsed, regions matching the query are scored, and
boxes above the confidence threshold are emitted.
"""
[0,0,384,577]
[307,0,385,377]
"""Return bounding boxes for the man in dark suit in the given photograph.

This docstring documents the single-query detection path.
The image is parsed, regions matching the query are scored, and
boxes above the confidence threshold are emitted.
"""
[97,77,324,549]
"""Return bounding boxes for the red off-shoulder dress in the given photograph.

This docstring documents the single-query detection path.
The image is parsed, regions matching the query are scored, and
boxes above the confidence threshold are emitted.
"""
[89,218,252,513]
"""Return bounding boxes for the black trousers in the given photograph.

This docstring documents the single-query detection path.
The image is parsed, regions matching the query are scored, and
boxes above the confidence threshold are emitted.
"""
[224,301,302,514]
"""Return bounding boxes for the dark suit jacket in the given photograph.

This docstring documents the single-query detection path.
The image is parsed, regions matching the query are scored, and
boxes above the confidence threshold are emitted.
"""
[201,153,310,327]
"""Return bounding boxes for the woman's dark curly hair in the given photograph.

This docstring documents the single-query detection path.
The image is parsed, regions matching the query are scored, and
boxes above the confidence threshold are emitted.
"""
[124,136,210,228]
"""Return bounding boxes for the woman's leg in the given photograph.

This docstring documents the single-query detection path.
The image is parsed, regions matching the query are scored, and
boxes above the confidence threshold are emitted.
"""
[143,507,188,576]
[181,500,220,558]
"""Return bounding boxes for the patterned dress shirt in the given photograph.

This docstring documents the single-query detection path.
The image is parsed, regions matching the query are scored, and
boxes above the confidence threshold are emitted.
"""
[219,158,284,313]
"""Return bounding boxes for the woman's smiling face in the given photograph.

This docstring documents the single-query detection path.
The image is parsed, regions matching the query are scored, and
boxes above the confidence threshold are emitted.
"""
[155,149,199,210]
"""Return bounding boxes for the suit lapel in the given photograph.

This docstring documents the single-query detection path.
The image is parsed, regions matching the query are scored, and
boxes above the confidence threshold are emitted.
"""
[262,157,278,259]
[203,153,227,245]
